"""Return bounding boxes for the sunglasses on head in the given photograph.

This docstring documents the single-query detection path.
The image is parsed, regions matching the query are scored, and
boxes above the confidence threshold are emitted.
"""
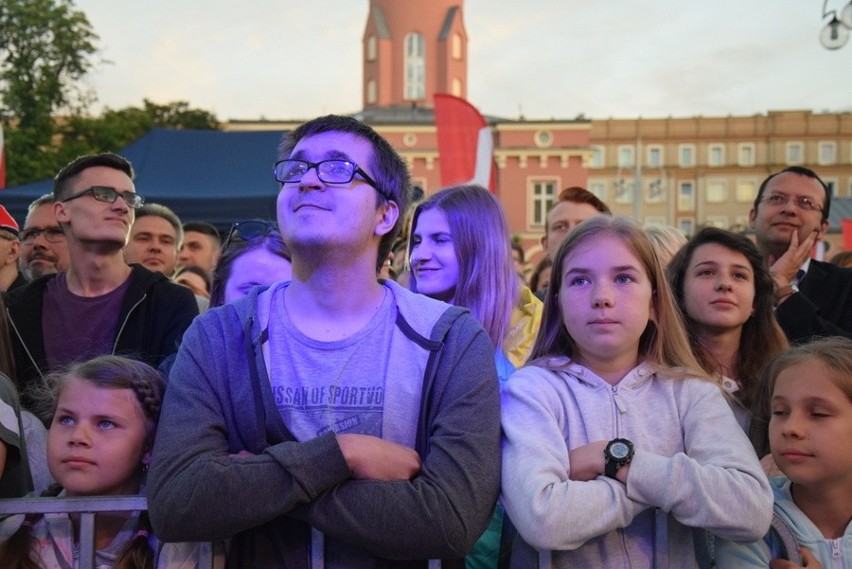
[223,220,278,250]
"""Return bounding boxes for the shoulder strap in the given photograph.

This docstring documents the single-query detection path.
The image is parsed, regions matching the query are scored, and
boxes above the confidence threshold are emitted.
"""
[768,512,802,564]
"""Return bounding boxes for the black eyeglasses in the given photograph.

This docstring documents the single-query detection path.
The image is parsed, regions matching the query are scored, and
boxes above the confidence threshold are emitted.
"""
[273,159,389,199]
[20,226,65,243]
[761,192,823,213]
[61,186,145,209]
[223,220,278,250]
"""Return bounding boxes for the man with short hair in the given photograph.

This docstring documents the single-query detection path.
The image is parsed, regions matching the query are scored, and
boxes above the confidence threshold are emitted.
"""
[0,205,24,292]
[177,221,220,274]
[749,165,852,342]
[149,115,500,568]
[123,203,182,276]
[540,186,611,262]
[18,194,70,282]
[4,153,199,412]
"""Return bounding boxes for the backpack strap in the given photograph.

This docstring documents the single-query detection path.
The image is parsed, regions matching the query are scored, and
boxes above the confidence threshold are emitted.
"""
[768,512,802,565]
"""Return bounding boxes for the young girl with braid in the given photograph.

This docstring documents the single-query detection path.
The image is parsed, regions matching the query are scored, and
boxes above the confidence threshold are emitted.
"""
[0,355,214,569]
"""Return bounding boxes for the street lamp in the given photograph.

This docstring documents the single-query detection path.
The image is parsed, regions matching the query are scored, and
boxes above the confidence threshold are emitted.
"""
[821,0,852,49]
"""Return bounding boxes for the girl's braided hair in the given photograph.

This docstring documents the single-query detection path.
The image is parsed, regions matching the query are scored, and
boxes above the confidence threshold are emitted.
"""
[0,356,165,569]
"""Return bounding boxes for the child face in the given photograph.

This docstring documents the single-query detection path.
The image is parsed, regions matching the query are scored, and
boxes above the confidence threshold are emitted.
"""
[559,235,654,374]
[770,359,852,491]
[683,243,756,335]
[409,209,460,302]
[48,377,150,497]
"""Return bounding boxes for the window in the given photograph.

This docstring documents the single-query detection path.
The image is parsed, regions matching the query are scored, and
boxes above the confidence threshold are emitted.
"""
[825,179,837,197]
[736,180,756,203]
[366,35,377,61]
[589,181,606,201]
[818,141,836,165]
[404,33,425,101]
[451,78,462,97]
[708,144,725,167]
[589,145,605,168]
[534,130,553,148]
[786,142,804,165]
[366,79,377,104]
[705,216,729,229]
[645,216,667,226]
[706,181,727,203]
[678,217,695,236]
[618,145,635,168]
[738,143,755,166]
[451,33,463,60]
[614,179,635,204]
[645,178,665,204]
[647,145,663,168]
[679,144,695,167]
[678,181,695,210]
[531,180,557,226]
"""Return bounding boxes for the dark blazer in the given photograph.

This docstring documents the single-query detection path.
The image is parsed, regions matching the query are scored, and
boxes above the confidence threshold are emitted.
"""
[776,259,852,344]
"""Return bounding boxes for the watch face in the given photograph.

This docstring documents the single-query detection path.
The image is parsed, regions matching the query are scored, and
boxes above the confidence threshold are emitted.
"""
[610,442,630,460]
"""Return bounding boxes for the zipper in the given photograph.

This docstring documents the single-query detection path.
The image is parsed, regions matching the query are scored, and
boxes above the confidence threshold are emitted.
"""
[112,292,147,353]
[831,538,841,569]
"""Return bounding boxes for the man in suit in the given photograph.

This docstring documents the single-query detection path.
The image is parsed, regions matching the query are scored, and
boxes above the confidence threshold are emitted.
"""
[750,166,852,343]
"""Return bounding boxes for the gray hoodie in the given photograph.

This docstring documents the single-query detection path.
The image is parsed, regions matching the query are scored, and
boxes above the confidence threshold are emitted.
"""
[148,280,501,569]
[501,360,773,569]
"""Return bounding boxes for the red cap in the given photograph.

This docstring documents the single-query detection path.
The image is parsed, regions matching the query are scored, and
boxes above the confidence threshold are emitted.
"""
[0,205,19,236]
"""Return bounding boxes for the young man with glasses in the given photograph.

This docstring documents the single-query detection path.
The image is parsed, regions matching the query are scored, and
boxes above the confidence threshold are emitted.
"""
[149,115,500,568]
[749,165,852,342]
[4,153,198,414]
[18,194,70,282]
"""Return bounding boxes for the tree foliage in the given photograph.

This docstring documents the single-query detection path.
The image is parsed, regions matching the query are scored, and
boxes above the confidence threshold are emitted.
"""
[1,0,98,185]
[0,1,219,186]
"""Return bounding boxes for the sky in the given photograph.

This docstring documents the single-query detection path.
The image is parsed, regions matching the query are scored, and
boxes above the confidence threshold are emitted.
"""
[74,0,851,122]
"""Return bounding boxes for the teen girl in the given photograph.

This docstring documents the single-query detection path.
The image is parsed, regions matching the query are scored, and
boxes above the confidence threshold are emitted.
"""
[716,336,852,568]
[408,184,542,568]
[409,184,542,382]
[0,355,214,569]
[500,216,773,568]
[667,227,788,430]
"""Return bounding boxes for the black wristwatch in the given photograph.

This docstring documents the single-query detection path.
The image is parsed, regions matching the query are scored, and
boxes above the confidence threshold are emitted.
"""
[604,438,634,479]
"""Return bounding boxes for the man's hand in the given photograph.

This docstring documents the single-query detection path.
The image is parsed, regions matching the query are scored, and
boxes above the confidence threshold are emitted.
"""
[768,229,818,289]
[568,441,607,481]
[337,434,421,481]
[770,547,823,569]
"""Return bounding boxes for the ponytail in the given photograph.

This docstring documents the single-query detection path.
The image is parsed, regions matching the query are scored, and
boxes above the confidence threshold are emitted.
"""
[113,511,156,569]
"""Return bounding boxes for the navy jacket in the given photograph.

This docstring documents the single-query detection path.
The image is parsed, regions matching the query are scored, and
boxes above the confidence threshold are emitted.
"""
[776,259,852,343]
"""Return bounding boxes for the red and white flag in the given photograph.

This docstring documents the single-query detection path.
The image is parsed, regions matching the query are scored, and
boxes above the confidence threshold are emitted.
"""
[433,93,496,192]
[843,218,852,251]
[0,125,6,189]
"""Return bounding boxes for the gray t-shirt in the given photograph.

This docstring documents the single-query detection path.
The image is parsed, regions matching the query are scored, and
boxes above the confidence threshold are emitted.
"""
[264,285,397,569]
[266,285,394,442]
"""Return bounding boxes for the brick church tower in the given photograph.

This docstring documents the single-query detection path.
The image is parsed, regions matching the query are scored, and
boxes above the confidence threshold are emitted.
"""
[362,0,467,109]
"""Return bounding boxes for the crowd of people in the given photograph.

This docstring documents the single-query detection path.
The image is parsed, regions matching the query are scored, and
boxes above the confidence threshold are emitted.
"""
[0,114,849,568]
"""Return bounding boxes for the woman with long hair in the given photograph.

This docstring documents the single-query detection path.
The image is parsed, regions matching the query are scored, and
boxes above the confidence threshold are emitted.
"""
[667,227,788,429]
[408,184,542,569]
[408,184,542,380]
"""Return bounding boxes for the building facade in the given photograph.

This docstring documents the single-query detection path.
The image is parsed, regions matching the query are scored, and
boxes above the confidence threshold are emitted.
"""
[229,1,852,259]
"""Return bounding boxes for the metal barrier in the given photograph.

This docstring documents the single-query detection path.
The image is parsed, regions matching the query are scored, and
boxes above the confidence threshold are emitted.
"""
[0,495,215,569]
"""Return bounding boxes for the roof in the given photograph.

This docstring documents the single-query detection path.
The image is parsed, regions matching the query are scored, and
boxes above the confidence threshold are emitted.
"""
[0,128,285,228]
[439,6,459,40]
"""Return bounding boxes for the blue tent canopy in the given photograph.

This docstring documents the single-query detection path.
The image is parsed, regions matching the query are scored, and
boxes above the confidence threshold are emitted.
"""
[0,128,286,229]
